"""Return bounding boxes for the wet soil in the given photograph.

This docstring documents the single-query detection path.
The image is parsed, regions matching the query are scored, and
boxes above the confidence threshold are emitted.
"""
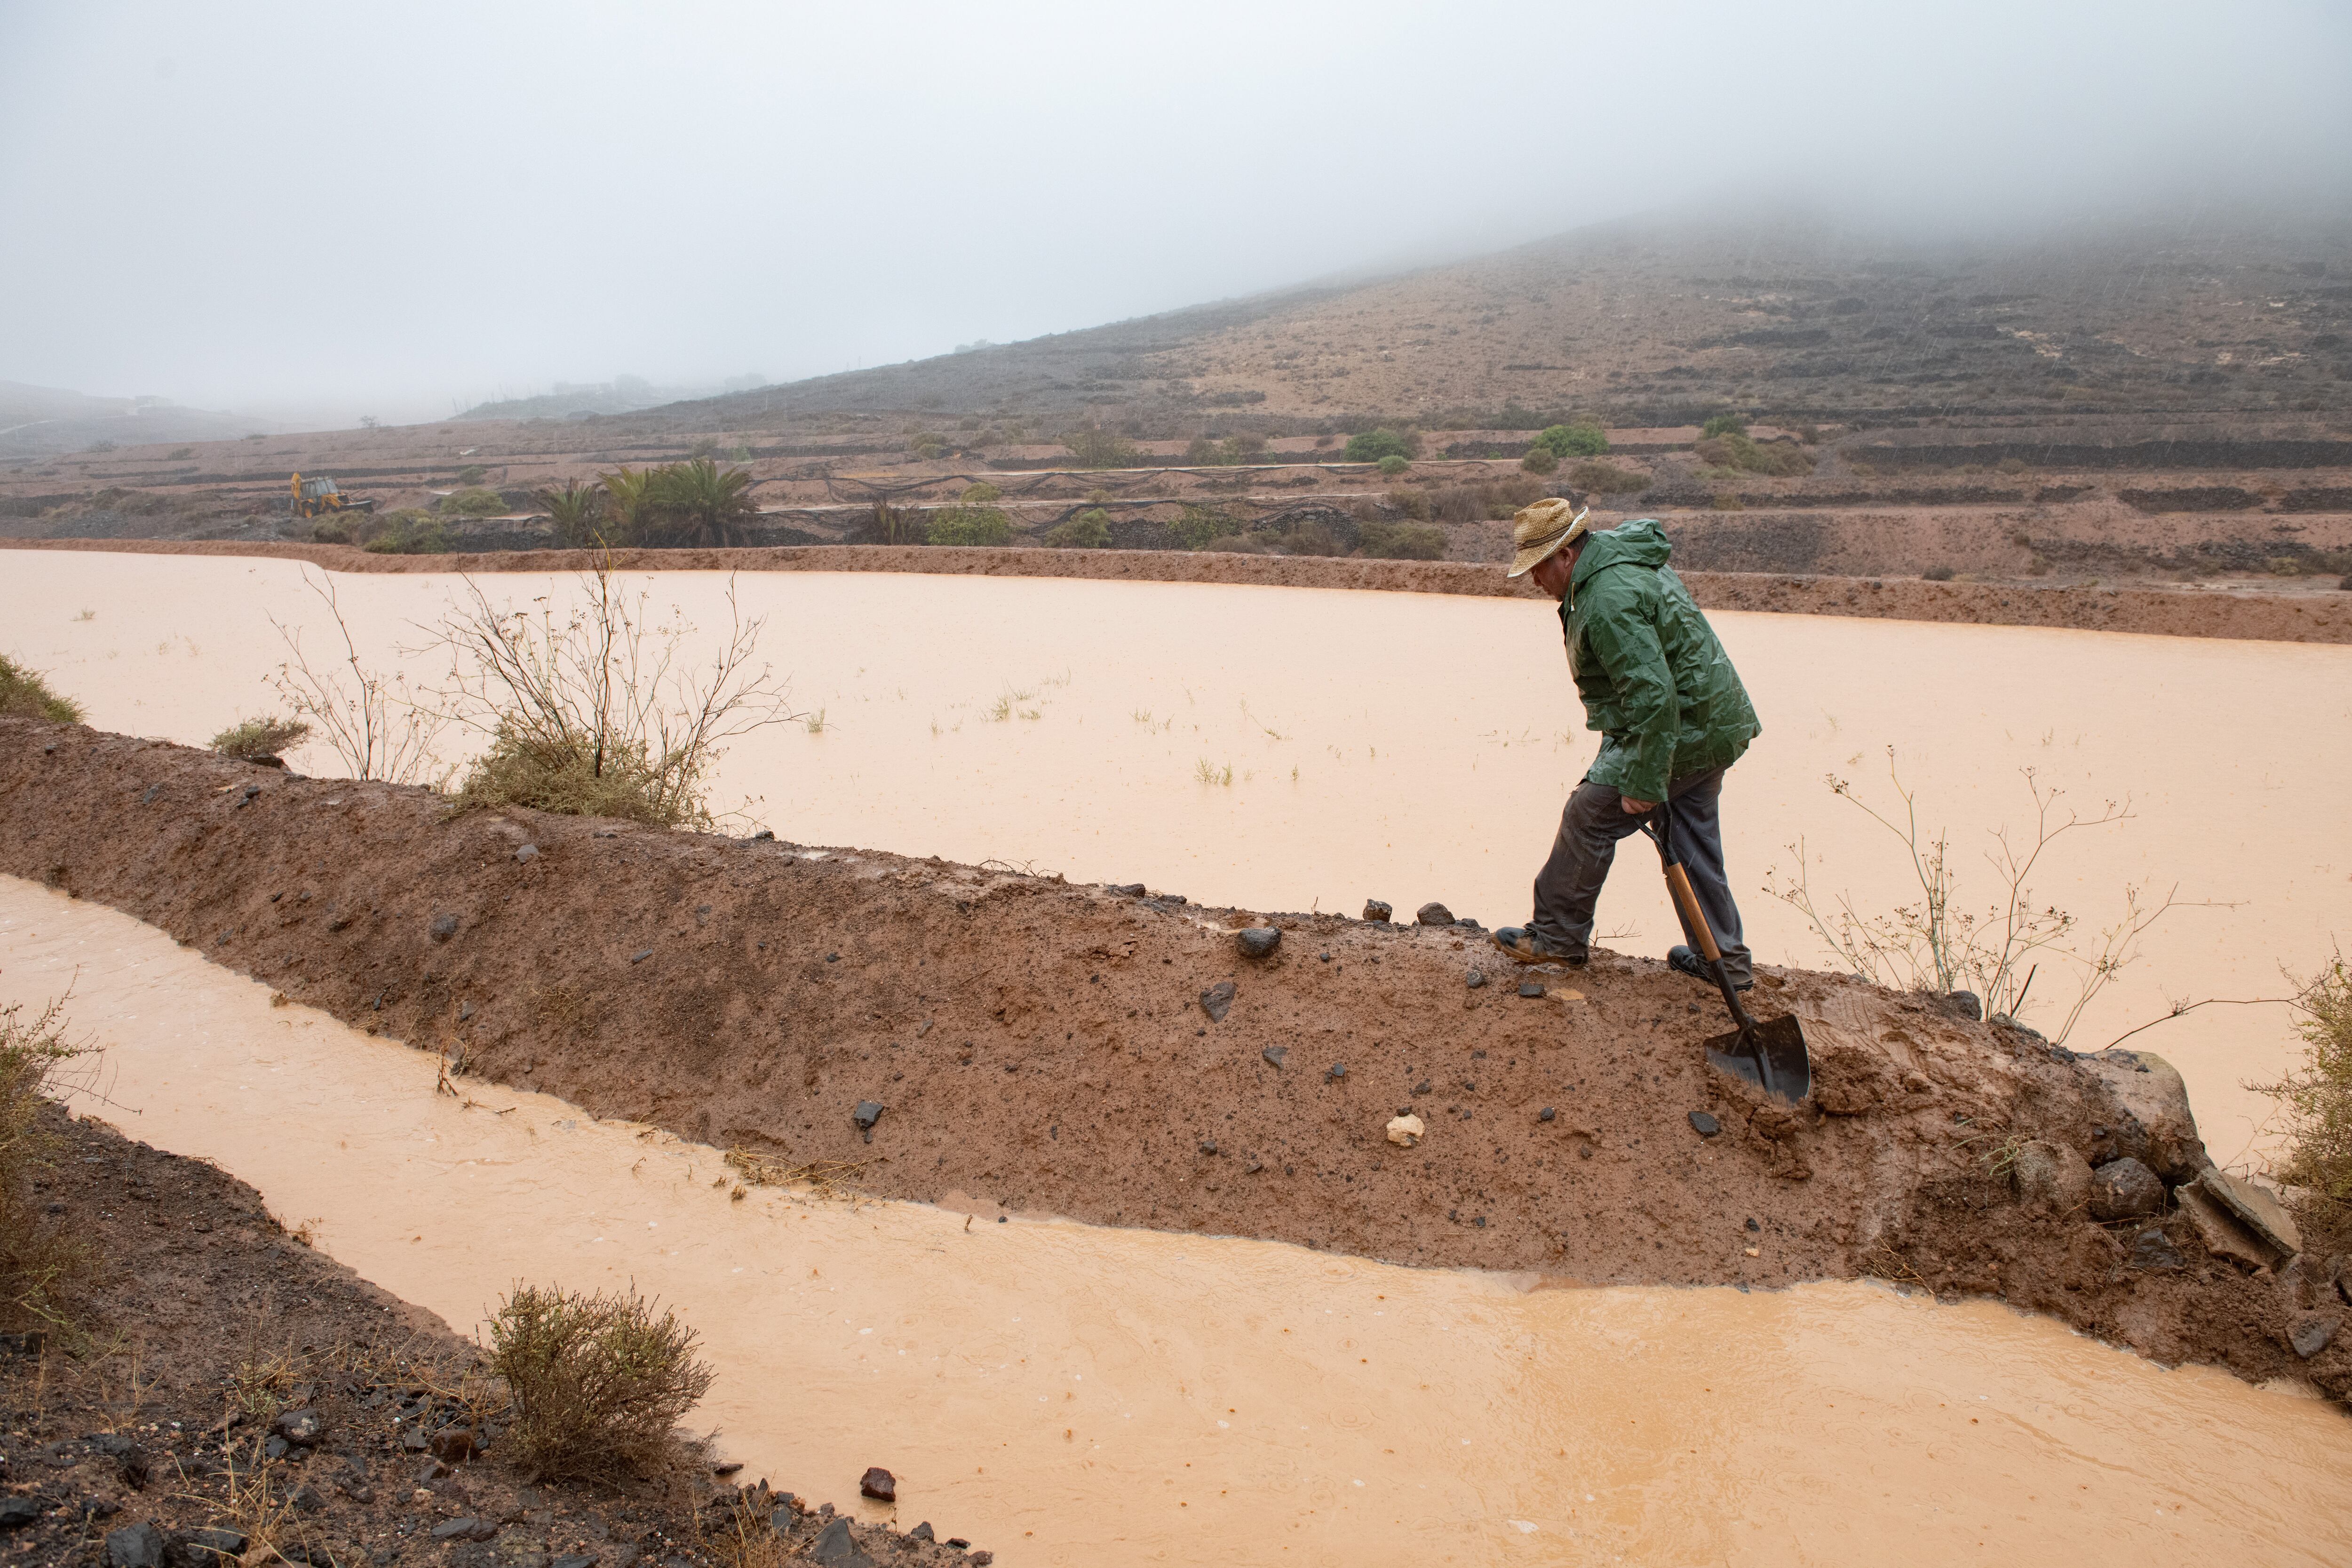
[5,717,2348,1411]
[0,1106,985,1568]
[6,538,2350,644]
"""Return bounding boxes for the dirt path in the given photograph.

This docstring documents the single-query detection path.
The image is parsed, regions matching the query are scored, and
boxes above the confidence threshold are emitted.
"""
[6,537,2348,643]
[5,716,2344,1409]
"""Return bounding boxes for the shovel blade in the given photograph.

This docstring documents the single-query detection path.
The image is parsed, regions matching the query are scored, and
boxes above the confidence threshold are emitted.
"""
[1704,1013,1812,1106]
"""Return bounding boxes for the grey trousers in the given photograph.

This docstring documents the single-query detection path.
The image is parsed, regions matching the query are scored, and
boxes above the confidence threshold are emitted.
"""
[1527,766,1753,986]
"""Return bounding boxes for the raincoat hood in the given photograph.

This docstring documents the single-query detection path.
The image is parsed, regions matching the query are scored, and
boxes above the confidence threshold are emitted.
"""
[1569,518,1672,602]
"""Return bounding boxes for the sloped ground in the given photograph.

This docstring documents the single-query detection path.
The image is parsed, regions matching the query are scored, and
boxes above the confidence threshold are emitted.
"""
[4,718,2348,1406]
[0,1107,984,1568]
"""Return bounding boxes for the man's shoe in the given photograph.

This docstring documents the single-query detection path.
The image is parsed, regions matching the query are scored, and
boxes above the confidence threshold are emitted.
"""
[1492,928,1588,967]
[1669,944,1752,991]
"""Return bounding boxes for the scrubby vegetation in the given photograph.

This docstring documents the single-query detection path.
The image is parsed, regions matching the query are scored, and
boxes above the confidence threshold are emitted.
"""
[1566,460,1652,494]
[1430,475,1545,523]
[1343,428,1419,463]
[1046,508,1112,548]
[1520,445,1558,475]
[208,716,311,760]
[0,997,95,1335]
[2250,955,2352,1254]
[1694,428,1813,477]
[1185,432,1267,466]
[437,487,510,517]
[928,483,1012,546]
[1170,505,1232,550]
[361,510,454,554]
[1359,521,1446,560]
[1533,422,1608,459]
[269,571,450,786]
[0,656,83,723]
[456,464,489,486]
[1377,454,1410,477]
[435,562,793,829]
[486,1283,714,1481]
[1385,487,1431,521]
[1064,425,1140,469]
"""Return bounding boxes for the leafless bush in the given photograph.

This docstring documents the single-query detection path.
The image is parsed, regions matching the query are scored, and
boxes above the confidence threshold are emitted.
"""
[2248,953,2352,1253]
[1764,749,2212,1044]
[268,570,450,785]
[487,1283,715,1480]
[0,996,99,1335]
[429,557,795,829]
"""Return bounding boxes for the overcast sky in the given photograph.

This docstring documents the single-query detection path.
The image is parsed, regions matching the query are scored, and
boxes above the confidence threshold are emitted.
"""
[3,0,2348,426]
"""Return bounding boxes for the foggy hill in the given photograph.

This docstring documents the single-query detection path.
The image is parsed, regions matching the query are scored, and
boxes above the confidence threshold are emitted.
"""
[0,380,286,461]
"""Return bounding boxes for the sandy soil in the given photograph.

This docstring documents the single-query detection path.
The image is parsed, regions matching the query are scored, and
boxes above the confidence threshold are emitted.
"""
[6,717,2345,1409]
[0,1107,980,1568]
[7,537,2348,644]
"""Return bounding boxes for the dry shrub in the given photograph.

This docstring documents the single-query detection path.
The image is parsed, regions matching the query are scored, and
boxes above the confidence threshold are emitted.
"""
[2249,955,2352,1252]
[487,1284,715,1481]
[0,998,96,1334]
[209,716,311,760]
[1694,431,1812,477]
[0,655,83,723]
[269,569,449,785]
[1359,521,1446,560]
[435,558,794,829]
[1566,460,1652,495]
[1385,487,1431,521]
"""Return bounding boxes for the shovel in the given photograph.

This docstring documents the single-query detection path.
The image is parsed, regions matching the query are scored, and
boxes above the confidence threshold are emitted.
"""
[1640,799,1811,1105]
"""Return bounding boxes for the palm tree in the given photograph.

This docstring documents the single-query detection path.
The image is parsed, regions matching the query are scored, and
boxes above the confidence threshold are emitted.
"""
[597,465,660,546]
[535,478,607,548]
[649,458,760,548]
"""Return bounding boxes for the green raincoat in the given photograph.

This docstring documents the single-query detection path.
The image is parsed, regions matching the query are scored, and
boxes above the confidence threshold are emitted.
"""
[1560,519,1760,804]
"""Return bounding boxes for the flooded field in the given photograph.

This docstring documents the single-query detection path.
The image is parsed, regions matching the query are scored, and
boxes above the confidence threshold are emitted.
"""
[5,877,2352,1567]
[6,553,2349,1154]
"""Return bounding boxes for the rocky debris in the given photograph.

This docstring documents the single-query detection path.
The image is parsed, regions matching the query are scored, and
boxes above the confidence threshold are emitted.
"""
[908,1523,934,1543]
[270,1408,322,1446]
[858,1466,896,1501]
[1688,1111,1721,1138]
[2129,1227,2185,1271]
[1261,1045,1287,1068]
[2088,1157,2164,1221]
[1465,968,1486,989]
[1107,883,1145,896]
[2082,1049,2207,1180]
[1538,1107,1555,1122]
[427,1425,481,1461]
[1386,1114,1424,1148]
[852,1101,884,1140]
[103,1524,165,1568]
[429,1518,498,1543]
[2291,1313,2342,1360]
[1517,981,1544,998]
[1236,927,1280,959]
[811,1517,874,1568]
[2200,1165,2301,1256]
[429,912,460,941]
[0,1498,38,1530]
[1935,991,1983,1022]
[169,1528,246,1564]
[1415,902,1454,926]
[2176,1169,2299,1271]
[1361,900,1391,922]
[1199,981,1236,1022]
[515,844,540,863]
[1326,1062,1346,1081]
[2012,1140,2093,1211]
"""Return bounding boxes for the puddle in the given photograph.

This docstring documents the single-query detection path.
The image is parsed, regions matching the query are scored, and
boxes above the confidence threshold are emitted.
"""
[5,877,2352,1564]
[8,555,2352,1156]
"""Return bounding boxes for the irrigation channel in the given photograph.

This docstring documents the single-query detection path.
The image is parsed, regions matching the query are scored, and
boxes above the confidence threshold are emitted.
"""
[5,553,2352,1560]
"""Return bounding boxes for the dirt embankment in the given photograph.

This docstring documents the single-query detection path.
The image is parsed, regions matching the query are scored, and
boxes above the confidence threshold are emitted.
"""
[7,537,2350,644]
[2,1108,982,1568]
[4,718,2348,1404]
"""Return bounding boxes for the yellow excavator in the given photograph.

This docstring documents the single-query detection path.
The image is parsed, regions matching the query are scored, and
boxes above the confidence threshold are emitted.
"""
[289,472,376,520]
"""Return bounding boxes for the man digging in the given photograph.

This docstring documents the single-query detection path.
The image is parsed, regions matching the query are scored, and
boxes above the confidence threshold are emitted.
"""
[1491,498,1763,989]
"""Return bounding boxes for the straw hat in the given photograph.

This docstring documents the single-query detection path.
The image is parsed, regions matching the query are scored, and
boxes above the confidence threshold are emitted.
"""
[1506,498,1591,579]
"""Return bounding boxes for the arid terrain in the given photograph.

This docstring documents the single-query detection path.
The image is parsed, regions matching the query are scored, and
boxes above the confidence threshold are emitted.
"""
[6,216,2347,605]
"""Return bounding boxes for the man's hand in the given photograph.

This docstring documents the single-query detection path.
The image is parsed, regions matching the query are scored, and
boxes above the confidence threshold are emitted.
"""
[1621,795,1657,814]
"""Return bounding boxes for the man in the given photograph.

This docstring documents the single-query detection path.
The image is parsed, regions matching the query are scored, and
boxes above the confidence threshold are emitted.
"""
[1491,497,1762,989]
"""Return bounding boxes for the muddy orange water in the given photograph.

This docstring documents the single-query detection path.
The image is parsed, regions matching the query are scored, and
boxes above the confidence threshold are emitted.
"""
[4,879,2351,1567]
[7,553,2350,1154]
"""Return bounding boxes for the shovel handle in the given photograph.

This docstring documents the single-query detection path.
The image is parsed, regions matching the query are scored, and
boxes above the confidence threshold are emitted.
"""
[1663,863,1721,963]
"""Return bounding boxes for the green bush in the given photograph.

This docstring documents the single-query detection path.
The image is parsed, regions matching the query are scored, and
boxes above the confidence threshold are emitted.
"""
[209,716,311,759]
[456,464,488,485]
[438,487,509,517]
[1359,521,1446,560]
[0,656,82,723]
[959,481,1002,503]
[1045,508,1112,549]
[927,504,1011,546]
[456,723,690,826]
[487,1284,715,1481]
[1378,454,1410,477]
[1566,460,1651,494]
[1700,413,1748,439]
[1169,505,1230,550]
[1535,423,1608,459]
[1386,487,1431,521]
[2252,956,2352,1254]
[1343,428,1419,463]
[364,510,454,554]
[1520,445,1559,475]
